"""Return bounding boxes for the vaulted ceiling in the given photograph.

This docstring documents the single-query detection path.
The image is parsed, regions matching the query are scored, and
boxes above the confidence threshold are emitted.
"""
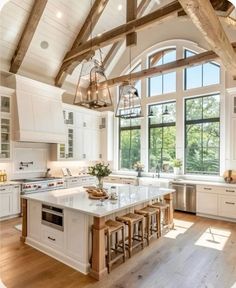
[0,0,235,92]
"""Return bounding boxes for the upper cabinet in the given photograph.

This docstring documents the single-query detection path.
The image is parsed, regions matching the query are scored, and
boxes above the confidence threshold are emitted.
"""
[51,105,104,162]
[0,86,14,161]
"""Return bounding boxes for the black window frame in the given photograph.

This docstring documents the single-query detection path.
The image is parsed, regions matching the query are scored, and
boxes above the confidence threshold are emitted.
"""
[119,118,141,170]
[148,49,177,97]
[184,49,220,90]
[184,94,220,175]
[148,101,176,173]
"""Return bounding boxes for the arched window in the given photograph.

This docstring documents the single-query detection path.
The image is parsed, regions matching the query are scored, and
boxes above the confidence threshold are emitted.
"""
[148,48,176,96]
[184,49,220,90]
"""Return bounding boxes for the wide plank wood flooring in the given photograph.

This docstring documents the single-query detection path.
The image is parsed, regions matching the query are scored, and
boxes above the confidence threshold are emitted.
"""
[0,212,235,288]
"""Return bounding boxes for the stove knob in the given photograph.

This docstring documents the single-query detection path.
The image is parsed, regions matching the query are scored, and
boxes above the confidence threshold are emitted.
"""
[37,185,42,189]
[33,185,37,188]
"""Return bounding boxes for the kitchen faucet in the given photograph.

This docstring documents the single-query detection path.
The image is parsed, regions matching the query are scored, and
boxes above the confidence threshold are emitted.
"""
[155,164,161,178]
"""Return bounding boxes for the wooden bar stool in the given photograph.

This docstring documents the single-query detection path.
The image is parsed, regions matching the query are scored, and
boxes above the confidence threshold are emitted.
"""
[116,213,144,258]
[148,201,170,235]
[105,219,126,273]
[134,206,161,245]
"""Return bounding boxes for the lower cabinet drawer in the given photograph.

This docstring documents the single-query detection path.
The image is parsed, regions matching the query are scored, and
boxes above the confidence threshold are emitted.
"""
[218,195,236,219]
[41,226,64,249]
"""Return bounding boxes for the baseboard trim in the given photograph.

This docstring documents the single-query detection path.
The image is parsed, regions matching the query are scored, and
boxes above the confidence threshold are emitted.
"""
[26,237,90,274]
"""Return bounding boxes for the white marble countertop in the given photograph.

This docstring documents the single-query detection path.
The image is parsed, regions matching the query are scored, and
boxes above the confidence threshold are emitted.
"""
[21,184,175,217]
[0,181,21,186]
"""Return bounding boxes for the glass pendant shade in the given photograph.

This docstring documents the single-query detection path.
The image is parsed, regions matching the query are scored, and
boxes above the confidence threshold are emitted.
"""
[74,59,112,109]
[115,83,143,119]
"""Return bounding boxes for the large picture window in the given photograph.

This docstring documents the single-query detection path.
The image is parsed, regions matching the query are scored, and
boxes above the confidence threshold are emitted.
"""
[185,94,220,175]
[149,102,176,172]
[148,49,176,96]
[184,50,220,90]
[119,117,141,170]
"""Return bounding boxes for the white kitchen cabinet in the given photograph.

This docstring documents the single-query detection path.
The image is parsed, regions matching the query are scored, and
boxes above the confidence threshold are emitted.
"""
[41,225,64,250]
[0,87,13,160]
[197,192,218,215]
[0,186,12,217]
[65,210,90,262]
[218,195,236,219]
[28,200,41,241]
[0,185,21,219]
[51,105,101,161]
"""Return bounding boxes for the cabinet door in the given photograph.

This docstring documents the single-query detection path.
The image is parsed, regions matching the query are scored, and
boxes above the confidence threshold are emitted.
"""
[12,185,20,215]
[0,189,12,217]
[197,192,218,215]
[67,127,74,159]
[1,96,10,113]
[0,117,11,159]
[218,195,236,219]
[28,200,41,240]
[65,210,89,262]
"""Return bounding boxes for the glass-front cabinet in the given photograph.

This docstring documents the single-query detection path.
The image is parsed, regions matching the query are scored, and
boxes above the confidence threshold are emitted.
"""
[0,94,11,160]
[58,110,75,160]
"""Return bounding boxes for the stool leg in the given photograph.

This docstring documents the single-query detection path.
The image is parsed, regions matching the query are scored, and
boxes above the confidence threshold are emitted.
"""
[128,222,133,258]
[141,219,144,249]
[115,231,118,252]
[158,210,162,236]
[122,227,125,263]
[107,233,111,273]
[146,215,150,246]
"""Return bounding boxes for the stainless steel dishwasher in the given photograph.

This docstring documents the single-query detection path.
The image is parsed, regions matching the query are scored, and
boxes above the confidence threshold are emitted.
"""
[170,182,196,213]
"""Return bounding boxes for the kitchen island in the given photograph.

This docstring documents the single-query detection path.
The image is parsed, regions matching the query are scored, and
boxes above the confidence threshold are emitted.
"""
[21,184,175,280]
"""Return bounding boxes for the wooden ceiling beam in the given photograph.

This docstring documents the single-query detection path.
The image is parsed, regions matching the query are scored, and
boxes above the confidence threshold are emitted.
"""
[10,0,47,73]
[55,0,108,87]
[97,43,236,89]
[63,1,182,63]
[126,0,137,46]
[103,0,151,68]
[71,0,109,49]
[178,0,236,78]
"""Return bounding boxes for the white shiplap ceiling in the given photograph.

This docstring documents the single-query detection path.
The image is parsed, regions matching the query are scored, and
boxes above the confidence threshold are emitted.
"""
[0,0,235,89]
[0,0,161,86]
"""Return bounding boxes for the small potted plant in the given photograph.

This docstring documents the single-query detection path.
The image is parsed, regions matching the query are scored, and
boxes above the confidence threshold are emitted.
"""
[88,162,112,189]
[133,162,144,177]
[172,159,182,176]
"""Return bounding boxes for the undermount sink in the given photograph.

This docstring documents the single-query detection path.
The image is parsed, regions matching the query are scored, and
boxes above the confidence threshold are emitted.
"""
[138,177,170,188]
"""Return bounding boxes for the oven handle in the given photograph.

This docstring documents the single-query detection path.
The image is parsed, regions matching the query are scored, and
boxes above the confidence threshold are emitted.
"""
[42,208,63,217]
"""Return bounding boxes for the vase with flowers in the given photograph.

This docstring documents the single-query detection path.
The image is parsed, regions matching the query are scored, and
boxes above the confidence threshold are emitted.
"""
[88,162,112,189]
[133,162,144,177]
[172,159,182,177]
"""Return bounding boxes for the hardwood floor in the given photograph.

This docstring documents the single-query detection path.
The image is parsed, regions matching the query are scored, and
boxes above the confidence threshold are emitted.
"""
[0,213,235,288]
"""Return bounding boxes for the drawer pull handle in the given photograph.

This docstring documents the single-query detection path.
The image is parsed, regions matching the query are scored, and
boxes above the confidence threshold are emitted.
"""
[225,202,235,205]
[204,188,212,190]
[48,236,56,241]
[226,190,235,193]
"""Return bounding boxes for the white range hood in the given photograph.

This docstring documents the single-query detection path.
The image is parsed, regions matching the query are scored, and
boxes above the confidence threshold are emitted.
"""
[6,75,66,144]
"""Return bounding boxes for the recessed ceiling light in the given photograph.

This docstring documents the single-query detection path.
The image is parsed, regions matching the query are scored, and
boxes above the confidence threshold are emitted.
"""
[40,41,49,49]
[56,11,62,19]
[97,33,102,37]
[118,4,122,11]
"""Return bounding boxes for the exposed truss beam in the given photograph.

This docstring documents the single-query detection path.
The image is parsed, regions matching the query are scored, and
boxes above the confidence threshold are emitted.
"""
[103,0,151,68]
[10,0,47,73]
[97,43,236,89]
[178,0,236,78]
[71,0,109,49]
[63,1,182,63]
[126,0,137,46]
[55,0,109,87]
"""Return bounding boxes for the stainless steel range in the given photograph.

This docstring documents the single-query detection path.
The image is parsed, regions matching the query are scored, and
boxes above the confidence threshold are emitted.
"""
[21,177,65,194]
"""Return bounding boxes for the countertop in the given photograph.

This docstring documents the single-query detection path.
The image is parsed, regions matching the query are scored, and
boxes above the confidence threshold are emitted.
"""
[21,184,175,217]
[169,179,236,188]
[0,181,21,186]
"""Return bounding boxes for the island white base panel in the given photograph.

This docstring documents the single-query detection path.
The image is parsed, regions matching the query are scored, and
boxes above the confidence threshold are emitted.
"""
[197,213,236,223]
[26,237,90,274]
